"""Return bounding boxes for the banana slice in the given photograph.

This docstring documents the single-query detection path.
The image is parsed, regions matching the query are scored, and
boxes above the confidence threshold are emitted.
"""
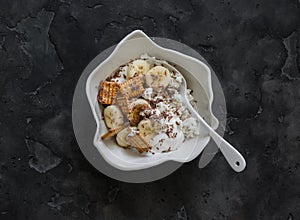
[138,119,153,140]
[138,119,161,140]
[128,99,151,126]
[145,66,171,89]
[103,105,124,128]
[127,60,150,79]
[116,127,132,147]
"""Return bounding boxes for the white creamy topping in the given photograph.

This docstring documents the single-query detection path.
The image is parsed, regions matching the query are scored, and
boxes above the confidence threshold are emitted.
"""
[111,77,125,84]
[180,117,200,138]
[153,95,164,101]
[140,53,155,60]
[150,130,184,153]
[127,127,138,137]
[119,65,128,77]
[175,74,183,83]
[156,102,169,113]
[186,89,194,102]
[169,78,180,88]
[142,87,153,100]
[111,65,128,84]
[173,92,183,103]
[169,70,183,88]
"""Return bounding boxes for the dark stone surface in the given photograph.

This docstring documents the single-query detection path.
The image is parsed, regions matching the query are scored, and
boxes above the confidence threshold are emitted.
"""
[0,0,299,219]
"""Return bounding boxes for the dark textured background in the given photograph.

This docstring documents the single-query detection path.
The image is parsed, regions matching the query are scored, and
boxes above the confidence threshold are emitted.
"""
[0,0,300,219]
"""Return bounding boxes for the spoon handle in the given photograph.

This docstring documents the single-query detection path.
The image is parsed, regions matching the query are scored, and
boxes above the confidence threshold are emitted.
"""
[209,130,246,172]
[191,109,246,172]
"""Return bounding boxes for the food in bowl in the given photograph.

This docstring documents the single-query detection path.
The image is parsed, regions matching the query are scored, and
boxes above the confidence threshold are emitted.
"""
[97,54,199,154]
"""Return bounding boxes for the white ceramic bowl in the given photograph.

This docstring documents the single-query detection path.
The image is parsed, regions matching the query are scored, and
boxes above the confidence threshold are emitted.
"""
[86,30,219,171]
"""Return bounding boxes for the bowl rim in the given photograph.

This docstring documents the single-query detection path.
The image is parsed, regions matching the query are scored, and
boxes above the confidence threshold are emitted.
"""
[86,30,219,171]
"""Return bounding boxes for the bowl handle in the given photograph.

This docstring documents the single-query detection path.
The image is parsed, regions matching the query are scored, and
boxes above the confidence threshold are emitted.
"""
[106,30,152,63]
[118,30,150,44]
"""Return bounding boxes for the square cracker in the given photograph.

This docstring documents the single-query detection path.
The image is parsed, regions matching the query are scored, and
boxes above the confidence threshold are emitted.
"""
[127,134,151,153]
[97,81,119,105]
[119,77,144,98]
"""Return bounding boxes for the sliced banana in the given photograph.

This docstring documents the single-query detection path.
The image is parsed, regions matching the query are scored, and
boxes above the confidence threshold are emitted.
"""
[103,105,124,128]
[127,59,150,79]
[138,119,161,140]
[138,119,154,140]
[116,127,132,147]
[128,99,151,126]
[129,98,151,108]
[145,66,171,89]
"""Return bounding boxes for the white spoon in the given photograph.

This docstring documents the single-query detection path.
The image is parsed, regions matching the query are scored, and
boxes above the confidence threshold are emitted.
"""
[159,61,246,172]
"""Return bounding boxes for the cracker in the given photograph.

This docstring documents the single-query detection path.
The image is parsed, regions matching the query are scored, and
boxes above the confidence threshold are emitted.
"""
[115,95,130,115]
[97,81,119,105]
[119,77,144,98]
[127,134,151,153]
[101,125,123,140]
